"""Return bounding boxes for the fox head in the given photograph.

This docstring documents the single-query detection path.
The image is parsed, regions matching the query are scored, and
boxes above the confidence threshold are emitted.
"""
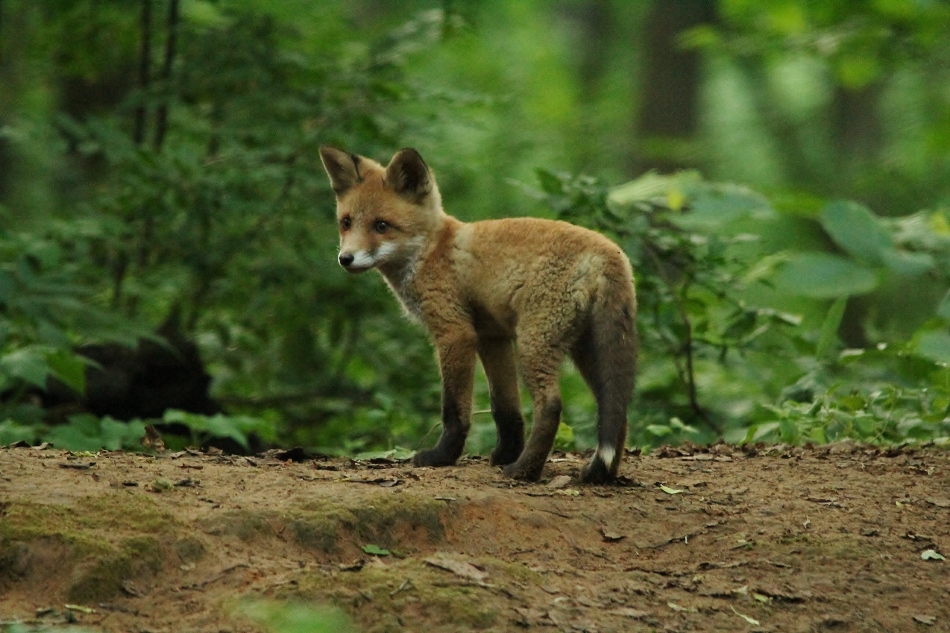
[319,146,444,274]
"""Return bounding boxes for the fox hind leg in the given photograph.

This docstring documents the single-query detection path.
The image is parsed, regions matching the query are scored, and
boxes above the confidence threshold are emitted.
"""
[501,338,565,482]
[477,337,525,466]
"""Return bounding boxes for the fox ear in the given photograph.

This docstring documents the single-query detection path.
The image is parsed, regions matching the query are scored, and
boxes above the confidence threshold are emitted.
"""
[319,146,363,196]
[385,148,432,202]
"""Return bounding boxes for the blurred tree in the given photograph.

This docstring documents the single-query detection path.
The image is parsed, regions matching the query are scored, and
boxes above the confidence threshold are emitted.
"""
[633,0,716,174]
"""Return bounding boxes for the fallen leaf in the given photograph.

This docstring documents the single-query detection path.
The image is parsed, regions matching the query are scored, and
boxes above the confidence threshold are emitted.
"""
[59,462,95,470]
[64,604,96,614]
[731,606,760,625]
[667,602,696,612]
[925,497,950,508]
[913,615,936,626]
[921,549,946,561]
[547,475,573,489]
[338,560,365,572]
[424,556,488,581]
[612,607,648,619]
[362,544,390,556]
[659,485,685,495]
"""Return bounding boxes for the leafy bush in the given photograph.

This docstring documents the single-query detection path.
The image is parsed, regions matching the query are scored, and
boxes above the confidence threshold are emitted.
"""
[524,168,950,449]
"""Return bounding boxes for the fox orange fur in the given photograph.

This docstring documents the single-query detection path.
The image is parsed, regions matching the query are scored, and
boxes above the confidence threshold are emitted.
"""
[319,146,637,482]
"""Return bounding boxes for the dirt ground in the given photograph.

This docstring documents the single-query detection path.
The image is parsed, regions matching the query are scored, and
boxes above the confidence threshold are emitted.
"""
[0,442,948,633]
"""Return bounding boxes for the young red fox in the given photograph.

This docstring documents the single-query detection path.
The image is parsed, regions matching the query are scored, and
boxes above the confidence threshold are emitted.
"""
[319,146,637,483]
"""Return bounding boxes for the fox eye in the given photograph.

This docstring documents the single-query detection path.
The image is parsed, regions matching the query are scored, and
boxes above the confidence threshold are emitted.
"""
[339,216,351,231]
[373,220,390,234]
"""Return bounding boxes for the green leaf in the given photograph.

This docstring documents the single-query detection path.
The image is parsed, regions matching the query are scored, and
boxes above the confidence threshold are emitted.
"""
[775,253,878,298]
[746,422,780,443]
[0,347,51,388]
[535,169,564,195]
[659,485,685,495]
[816,298,847,361]
[45,349,87,395]
[45,414,102,451]
[914,331,950,364]
[362,544,390,556]
[820,201,892,265]
[685,184,770,226]
[608,171,675,208]
[0,420,39,445]
[881,249,934,276]
[354,447,415,461]
[921,549,946,561]
[203,414,251,451]
[554,421,575,451]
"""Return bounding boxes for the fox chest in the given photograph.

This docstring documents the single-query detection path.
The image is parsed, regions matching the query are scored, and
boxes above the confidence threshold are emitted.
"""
[384,276,425,320]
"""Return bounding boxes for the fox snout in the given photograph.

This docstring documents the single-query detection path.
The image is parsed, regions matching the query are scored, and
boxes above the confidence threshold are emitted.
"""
[337,249,380,273]
[338,251,368,273]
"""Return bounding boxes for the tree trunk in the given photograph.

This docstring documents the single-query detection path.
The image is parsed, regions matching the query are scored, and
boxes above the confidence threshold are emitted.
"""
[632,0,716,175]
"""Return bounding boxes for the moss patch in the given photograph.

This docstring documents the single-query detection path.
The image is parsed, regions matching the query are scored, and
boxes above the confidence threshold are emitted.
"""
[287,490,450,555]
[175,536,208,563]
[290,558,503,632]
[200,509,277,541]
[67,535,166,604]
[0,493,173,543]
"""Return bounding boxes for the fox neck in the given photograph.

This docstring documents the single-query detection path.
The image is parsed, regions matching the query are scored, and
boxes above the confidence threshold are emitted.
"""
[377,214,453,318]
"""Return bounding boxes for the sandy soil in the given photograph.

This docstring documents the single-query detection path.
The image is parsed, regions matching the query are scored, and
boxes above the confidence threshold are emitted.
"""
[0,442,948,632]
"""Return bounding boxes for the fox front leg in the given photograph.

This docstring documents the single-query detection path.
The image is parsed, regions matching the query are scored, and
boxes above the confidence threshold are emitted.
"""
[412,332,477,467]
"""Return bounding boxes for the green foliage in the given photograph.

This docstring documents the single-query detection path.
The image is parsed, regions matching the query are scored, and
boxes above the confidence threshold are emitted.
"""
[162,410,277,451]
[1,1,949,459]
[0,415,145,451]
[524,164,950,450]
[751,383,950,446]
[0,228,148,412]
[45,415,147,452]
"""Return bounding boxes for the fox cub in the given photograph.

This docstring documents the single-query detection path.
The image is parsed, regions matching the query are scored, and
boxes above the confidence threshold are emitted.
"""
[319,146,637,483]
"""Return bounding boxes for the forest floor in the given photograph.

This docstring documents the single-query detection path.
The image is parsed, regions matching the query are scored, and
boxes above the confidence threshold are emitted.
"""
[0,442,948,633]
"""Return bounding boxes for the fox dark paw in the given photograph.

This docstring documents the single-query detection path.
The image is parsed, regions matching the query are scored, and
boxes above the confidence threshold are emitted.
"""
[580,456,616,484]
[501,458,545,482]
[412,448,458,467]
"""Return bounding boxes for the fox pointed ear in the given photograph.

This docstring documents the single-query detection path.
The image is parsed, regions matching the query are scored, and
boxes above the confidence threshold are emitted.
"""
[319,146,363,196]
[385,148,432,202]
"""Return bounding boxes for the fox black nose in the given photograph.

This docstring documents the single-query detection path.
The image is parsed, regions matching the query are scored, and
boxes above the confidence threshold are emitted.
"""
[338,253,354,268]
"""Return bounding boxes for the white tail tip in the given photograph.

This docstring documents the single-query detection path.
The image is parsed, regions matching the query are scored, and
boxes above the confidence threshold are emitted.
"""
[597,445,616,468]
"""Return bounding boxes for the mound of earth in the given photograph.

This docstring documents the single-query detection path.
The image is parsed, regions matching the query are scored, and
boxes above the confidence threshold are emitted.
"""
[0,442,948,632]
